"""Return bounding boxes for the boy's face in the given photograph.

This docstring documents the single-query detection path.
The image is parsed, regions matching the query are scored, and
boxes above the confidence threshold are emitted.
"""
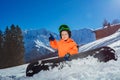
[61,31,69,40]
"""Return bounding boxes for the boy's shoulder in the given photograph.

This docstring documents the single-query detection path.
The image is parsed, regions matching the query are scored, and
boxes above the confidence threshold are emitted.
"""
[68,38,77,44]
[68,38,75,42]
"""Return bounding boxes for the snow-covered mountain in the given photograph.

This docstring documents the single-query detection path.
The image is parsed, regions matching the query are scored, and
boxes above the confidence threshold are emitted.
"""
[0,29,120,80]
[23,28,95,62]
[72,28,96,45]
[23,28,59,62]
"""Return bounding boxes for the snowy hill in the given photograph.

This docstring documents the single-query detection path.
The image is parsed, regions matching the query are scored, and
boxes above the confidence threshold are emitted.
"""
[79,29,120,52]
[23,28,95,62]
[0,29,120,80]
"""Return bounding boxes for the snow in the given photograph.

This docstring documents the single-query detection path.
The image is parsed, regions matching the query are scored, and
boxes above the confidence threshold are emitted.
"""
[0,64,27,79]
[0,30,120,80]
[0,57,120,80]
[111,23,120,27]
[35,39,55,52]
[79,29,120,52]
[23,28,58,54]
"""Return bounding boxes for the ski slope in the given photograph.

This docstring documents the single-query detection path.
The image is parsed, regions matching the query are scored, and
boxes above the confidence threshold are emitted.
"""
[79,29,120,52]
[0,30,120,80]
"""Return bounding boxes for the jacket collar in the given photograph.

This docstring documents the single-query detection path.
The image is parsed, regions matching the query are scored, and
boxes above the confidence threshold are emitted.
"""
[60,38,73,43]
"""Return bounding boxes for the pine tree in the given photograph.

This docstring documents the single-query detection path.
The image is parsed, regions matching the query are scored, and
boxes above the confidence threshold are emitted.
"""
[0,30,4,68]
[14,25,25,65]
[0,30,3,52]
[2,26,11,68]
[1,24,25,68]
[103,19,109,28]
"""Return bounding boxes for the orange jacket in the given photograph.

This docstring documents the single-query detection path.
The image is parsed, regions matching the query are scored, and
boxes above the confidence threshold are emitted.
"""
[50,38,78,57]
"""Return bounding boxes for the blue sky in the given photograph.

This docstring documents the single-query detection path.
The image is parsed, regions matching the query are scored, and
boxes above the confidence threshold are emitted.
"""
[0,0,120,33]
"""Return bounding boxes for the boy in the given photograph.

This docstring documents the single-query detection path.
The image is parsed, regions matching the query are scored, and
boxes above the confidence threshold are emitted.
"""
[49,24,78,58]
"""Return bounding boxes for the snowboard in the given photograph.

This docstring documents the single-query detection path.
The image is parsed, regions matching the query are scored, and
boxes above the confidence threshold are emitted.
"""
[26,46,117,77]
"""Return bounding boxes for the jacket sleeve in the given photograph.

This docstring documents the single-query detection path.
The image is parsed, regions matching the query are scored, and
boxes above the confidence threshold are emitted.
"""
[69,42,78,55]
[50,40,58,49]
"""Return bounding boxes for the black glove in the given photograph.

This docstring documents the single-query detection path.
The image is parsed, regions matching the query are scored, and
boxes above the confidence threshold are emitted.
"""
[64,53,71,61]
[49,34,55,41]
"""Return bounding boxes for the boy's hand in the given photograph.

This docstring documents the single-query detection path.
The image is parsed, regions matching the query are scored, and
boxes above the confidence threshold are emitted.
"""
[64,53,71,61]
[49,34,55,41]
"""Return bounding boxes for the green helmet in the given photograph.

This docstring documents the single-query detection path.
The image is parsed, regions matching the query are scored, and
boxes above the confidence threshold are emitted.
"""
[59,24,70,32]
